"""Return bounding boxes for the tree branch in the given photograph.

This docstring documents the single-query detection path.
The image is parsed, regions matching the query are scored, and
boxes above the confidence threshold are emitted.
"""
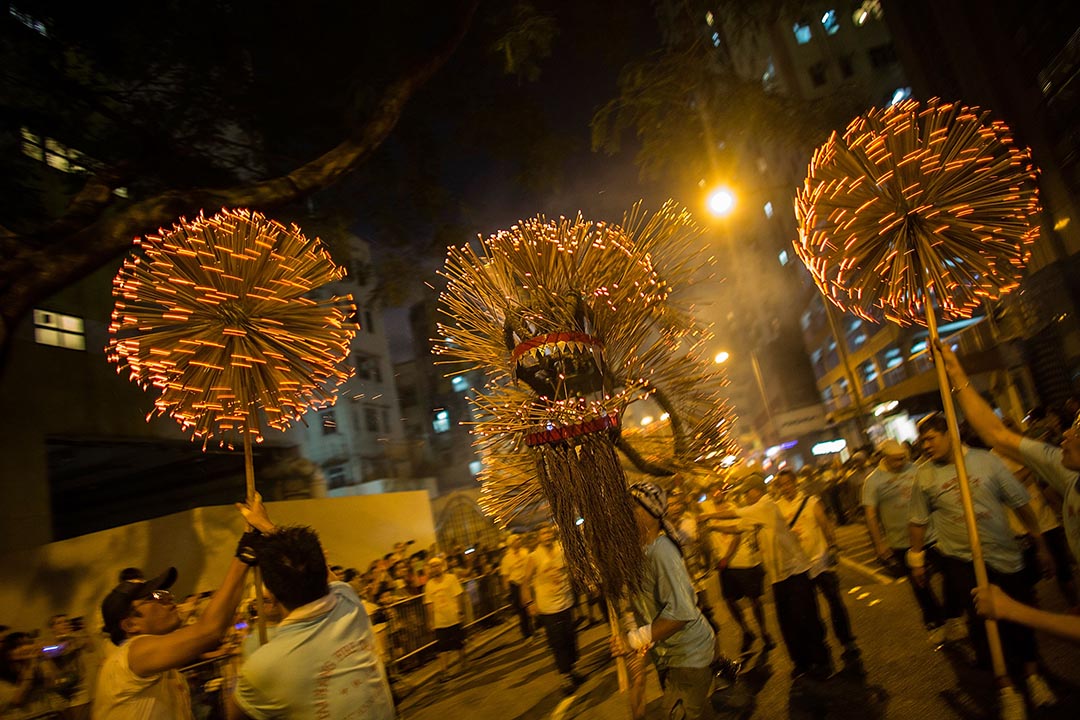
[0,0,479,359]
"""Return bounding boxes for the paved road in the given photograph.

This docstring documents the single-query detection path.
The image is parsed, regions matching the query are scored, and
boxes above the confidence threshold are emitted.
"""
[397,523,1080,719]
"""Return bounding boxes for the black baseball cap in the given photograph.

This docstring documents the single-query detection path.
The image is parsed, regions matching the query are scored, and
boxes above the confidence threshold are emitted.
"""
[101,567,177,645]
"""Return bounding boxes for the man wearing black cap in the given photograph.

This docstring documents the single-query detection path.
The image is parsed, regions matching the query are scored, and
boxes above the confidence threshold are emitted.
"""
[93,500,258,719]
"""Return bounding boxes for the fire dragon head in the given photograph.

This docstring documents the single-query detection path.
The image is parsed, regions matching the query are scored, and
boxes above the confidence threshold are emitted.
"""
[435,201,738,597]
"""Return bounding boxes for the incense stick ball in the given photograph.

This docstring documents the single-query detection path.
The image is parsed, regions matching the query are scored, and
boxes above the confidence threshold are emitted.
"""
[794,98,1040,326]
[107,208,359,446]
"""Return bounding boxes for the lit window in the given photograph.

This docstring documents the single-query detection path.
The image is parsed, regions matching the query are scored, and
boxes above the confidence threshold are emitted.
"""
[889,87,912,105]
[793,21,812,44]
[21,127,43,161]
[801,310,812,331]
[711,32,721,48]
[469,460,482,476]
[778,250,789,265]
[861,361,878,381]
[433,409,450,434]
[10,6,46,35]
[909,340,927,356]
[451,375,469,392]
[20,128,85,174]
[321,410,337,435]
[33,309,85,350]
[853,0,882,26]
[763,201,774,218]
[761,60,777,90]
[705,11,714,26]
[821,10,839,35]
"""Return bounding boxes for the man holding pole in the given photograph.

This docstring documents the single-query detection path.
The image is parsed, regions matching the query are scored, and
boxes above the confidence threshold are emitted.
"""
[908,413,1056,711]
[94,502,257,718]
[938,346,1080,578]
[613,481,716,720]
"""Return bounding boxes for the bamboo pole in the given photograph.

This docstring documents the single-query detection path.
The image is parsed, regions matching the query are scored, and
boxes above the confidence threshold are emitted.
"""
[923,278,1007,683]
[243,414,269,647]
[606,599,629,693]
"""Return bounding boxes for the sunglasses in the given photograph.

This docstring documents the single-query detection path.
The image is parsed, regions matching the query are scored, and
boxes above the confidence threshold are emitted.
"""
[134,589,174,607]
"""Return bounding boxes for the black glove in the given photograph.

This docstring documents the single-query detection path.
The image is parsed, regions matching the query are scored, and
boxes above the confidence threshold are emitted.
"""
[236,529,262,566]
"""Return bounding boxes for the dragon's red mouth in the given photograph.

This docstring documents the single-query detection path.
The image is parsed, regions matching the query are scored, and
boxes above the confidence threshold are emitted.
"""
[510,332,603,365]
[525,412,620,447]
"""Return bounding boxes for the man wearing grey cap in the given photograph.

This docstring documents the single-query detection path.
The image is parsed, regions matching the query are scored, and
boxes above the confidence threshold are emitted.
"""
[93,498,260,719]
[863,439,951,645]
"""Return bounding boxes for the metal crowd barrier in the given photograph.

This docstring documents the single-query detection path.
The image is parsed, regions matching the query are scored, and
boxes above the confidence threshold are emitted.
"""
[181,653,236,719]
[381,571,510,678]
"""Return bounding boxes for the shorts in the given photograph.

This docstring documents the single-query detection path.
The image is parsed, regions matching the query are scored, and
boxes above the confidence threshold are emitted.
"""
[435,624,465,652]
[721,566,765,600]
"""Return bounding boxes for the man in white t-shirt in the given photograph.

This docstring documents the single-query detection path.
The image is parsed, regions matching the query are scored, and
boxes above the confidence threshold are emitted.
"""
[774,469,861,669]
[94,500,256,720]
[703,473,831,680]
[703,484,774,655]
[423,557,466,682]
[522,525,583,695]
[499,535,534,640]
[227,505,395,719]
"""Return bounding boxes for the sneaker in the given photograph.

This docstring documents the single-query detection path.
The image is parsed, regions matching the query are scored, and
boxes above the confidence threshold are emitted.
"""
[740,631,756,654]
[1026,673,1057,708]
[945,617,967,642]
[999,686,1026,720]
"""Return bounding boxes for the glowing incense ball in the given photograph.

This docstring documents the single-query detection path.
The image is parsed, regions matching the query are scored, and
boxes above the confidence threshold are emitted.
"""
[794,98,1040,325]
[107,208,358,446]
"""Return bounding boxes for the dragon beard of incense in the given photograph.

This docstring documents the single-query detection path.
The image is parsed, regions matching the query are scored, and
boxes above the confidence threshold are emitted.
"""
[534,432,644,600]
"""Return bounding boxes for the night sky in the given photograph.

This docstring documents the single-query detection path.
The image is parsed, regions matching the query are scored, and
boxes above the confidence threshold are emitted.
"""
[379,3,673,361]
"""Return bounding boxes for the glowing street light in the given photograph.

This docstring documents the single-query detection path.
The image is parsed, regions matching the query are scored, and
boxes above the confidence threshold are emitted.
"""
[714,350,730,364]
[706,186,736,217]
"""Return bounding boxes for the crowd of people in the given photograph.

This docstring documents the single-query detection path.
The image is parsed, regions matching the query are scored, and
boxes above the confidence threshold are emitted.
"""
[0,514,516,718]
[4,349,1078,719]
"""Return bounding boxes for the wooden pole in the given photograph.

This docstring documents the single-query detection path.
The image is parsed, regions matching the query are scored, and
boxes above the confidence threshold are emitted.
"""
[243,414,269,647]
[606,599,629,693]
[923,279,1008,683]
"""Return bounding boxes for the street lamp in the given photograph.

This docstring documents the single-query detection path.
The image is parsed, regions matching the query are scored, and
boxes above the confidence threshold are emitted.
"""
[706,186,736,218]
[714,350,730,364]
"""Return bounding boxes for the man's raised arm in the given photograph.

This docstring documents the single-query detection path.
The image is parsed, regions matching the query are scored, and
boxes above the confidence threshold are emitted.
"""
[939,345,1023,462]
